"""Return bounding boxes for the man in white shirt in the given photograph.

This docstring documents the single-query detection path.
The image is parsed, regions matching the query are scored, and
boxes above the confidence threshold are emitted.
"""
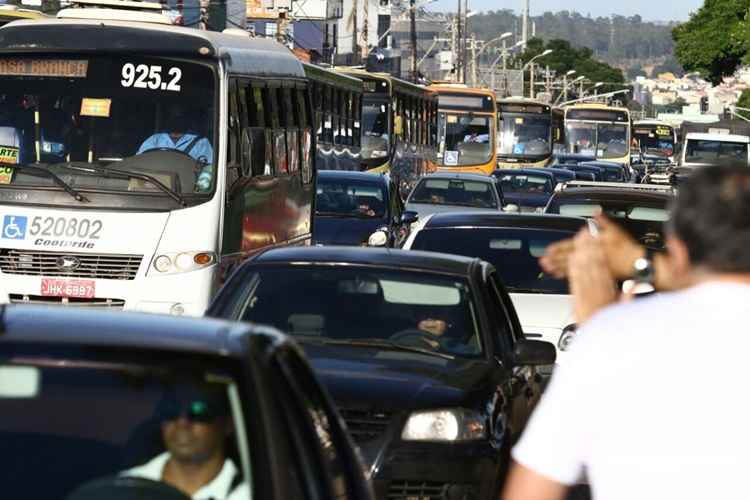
[124,385,250,500]
[503,165,750,500]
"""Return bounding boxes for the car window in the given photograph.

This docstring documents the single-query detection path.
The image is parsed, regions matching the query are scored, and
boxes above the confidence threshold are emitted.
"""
[237,266,483,357]
[410,227,574,294]
[316,178,387,218]
[0,352,252,500]
[410,178,498,208]
[499,174,553,195]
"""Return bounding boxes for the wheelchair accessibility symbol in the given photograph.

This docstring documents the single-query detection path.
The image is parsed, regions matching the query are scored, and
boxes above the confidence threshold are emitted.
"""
[2,215,27,240]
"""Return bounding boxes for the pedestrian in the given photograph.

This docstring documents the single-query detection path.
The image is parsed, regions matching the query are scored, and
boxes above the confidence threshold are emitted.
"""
[503,165,750,500]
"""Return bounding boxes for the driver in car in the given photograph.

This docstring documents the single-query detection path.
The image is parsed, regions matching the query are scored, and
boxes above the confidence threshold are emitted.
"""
[416,317,475,354]
[137,106,214,192]
[122,384,249,500]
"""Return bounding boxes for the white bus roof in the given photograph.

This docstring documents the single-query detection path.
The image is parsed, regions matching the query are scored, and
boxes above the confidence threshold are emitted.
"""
[684,132,750,143]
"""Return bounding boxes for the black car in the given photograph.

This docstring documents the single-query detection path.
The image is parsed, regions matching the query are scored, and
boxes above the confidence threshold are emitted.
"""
[0,306,373,500]
[579,161,631,182]
[545,186,674,249]
[492,168,557,212]
[556,163,604,181]
[208,246,556,500]
[314,170,414,247]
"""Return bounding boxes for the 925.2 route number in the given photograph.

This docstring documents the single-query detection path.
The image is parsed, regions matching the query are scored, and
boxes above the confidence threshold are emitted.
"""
[121,63,182,92]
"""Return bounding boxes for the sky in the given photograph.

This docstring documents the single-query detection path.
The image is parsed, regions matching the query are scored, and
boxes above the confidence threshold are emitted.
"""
[426,0,704,22]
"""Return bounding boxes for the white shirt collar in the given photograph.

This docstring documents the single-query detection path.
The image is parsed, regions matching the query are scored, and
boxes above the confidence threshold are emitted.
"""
[124,452,239,500]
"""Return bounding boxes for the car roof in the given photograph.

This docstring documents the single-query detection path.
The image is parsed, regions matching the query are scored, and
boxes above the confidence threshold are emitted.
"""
[422,212,588,232]
[0,305,285,356]
[420,172,495,183]
[317,170,389,185]
[552,187,673,202]
[252,246,482,276]
[493,168,555,178]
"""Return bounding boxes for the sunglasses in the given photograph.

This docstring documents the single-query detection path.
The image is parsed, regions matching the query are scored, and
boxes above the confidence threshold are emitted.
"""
[162,399,220,423]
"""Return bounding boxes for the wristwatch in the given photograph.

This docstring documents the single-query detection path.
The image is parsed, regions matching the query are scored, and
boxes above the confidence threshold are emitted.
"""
[633,248,656,284]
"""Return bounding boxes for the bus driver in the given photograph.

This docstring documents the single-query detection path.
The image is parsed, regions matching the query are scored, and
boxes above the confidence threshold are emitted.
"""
[137,106,214,192]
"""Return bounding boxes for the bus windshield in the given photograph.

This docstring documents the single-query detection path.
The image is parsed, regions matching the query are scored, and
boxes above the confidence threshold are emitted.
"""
[438,113,492,166]
[634,126,675,157]
[498,114,551,156]
[0,55,217,209]
[566,122,628,159]
[361,99,390,159]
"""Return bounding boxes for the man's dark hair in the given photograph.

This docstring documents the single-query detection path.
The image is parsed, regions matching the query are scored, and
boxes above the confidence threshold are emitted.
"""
[670,165,750,272]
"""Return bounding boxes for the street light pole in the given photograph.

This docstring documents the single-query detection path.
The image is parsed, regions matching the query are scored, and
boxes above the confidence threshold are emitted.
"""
[410,0,417,81]
[520,49,553,99]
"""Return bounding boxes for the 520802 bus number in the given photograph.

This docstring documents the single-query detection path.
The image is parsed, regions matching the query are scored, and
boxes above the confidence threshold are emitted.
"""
[29,217,103,240]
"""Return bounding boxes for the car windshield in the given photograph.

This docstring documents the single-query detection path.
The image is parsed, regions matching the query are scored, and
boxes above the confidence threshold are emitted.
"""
[438,113,492,166]
[410,227,574,294]
[554,201,669,249]
[409,178,498,208]
[0,55,216,209]
[497,114,551,156]
[565,122,629,159]
[0,357,248,500]
[684,139,748,164]
[316,178,387,218]
[498,174,553,195]
[361,99,390,160]
[237,267,483,357]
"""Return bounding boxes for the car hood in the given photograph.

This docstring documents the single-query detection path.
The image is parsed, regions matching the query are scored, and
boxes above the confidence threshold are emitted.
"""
[405,202,498,218]
[312,216,385,246]
[510,293,575,332]
[303,342,494,410]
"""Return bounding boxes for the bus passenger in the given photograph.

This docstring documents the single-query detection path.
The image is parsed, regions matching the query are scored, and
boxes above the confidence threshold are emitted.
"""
[137,106,214,192]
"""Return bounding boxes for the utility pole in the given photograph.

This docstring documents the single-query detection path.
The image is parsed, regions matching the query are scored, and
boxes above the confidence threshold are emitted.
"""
[455,1,462,82]
[461,0,468,84]
[521,0,529,45]
[529,61,535,99]
[469,34,477,86]
[545,65,552,94]
[410,0,417,81]
[352,0,359,64]
[362,0,369,61]
[563,73,568,102]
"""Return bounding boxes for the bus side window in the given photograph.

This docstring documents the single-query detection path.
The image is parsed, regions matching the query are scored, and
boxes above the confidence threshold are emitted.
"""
[297,88,313,185]
[284,87,299,174]
[240,82,272,177]
[227,79,242,186]
[352,93,361,148]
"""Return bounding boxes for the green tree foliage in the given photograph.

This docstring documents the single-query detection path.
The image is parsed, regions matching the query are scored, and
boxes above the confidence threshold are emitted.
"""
[514,38,628,102]
[673,0,750,85]
[627,64,647,80]
[470,10,676,64]
[735,89,750,119]
[651,56,685,78]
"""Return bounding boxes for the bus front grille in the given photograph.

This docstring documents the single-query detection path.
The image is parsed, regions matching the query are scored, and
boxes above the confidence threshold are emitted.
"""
[0,249,143,280]
[9,294,126,308]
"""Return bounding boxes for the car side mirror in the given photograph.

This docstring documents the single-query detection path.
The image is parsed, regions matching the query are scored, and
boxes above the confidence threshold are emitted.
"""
[367,230,389,247]
[401,210,419,225]
[503,203,519,213]
[513,339,556,366]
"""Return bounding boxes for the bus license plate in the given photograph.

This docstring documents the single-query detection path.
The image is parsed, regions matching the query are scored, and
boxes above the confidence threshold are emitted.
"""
[41,279,96,298]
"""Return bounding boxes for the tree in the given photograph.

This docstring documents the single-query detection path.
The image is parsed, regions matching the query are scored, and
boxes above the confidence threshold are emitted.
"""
[735,89,750,120]
[673,0,750,85]
[627,64,647,80]
[651,56,685,78]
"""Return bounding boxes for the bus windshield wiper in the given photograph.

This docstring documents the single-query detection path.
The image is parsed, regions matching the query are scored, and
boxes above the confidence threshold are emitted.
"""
[11,164,88,202]
[60,163,187,207]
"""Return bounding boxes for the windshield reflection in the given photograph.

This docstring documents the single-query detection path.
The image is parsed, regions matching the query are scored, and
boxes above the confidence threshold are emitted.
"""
[361,100,390,160]
[565,122,628,159]
[438,113,492,166]
[498,114,551,156]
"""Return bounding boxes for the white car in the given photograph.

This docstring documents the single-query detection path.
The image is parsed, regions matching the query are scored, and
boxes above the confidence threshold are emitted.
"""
[681,132,750,168]
[404,172,506,219]
[402,211,596,366]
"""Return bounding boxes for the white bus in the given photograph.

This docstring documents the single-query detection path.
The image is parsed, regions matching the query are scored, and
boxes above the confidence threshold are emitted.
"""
[0,13,315,315]
[681,133,750,168]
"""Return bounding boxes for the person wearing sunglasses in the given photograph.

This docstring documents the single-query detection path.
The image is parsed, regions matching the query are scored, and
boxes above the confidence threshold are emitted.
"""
[123,384,249,500]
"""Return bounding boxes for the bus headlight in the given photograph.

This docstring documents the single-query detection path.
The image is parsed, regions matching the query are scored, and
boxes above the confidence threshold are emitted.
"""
[151,251,216,275]
[401,409,486,442]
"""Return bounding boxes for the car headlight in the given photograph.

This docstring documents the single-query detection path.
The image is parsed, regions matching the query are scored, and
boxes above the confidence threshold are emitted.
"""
[558,325,577,352]
[401,409,486,442]
[150,251,216,275]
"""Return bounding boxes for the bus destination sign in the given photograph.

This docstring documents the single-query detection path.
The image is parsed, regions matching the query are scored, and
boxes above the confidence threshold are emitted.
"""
[0,59,88,78]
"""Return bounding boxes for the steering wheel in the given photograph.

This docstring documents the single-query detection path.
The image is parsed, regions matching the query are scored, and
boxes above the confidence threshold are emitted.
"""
[139,147,197,162]
[66,476,190,500]
[389,329,442,350]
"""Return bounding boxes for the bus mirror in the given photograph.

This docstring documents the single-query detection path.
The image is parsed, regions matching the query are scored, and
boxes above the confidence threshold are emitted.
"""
[394,116,403,136]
